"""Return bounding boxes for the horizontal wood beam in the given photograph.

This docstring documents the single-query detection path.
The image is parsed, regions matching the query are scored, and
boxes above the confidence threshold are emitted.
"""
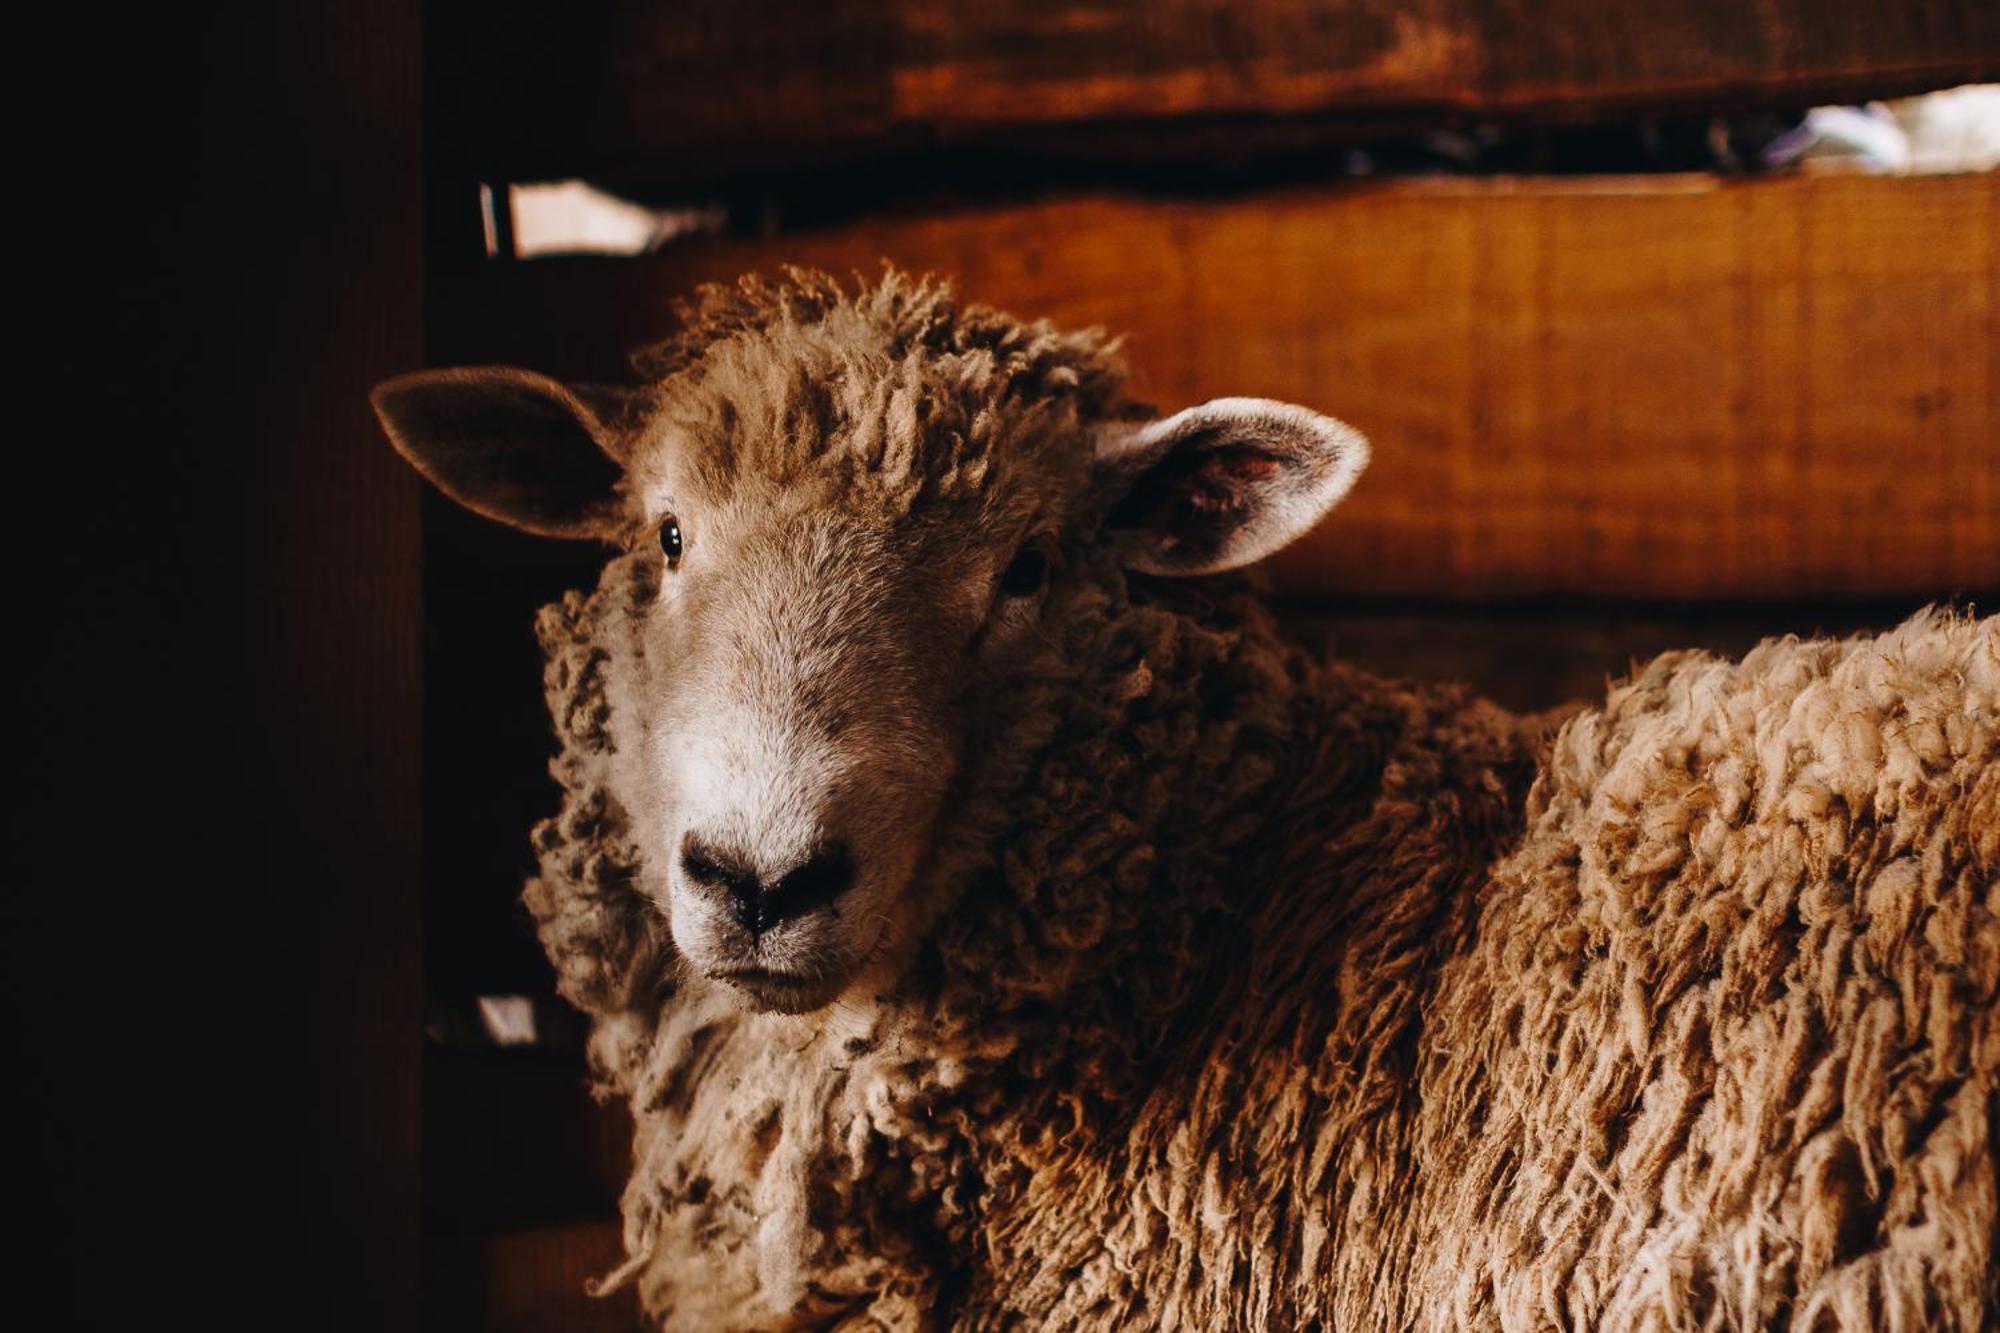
[427,1,2000,182]
[430,171,1999,603]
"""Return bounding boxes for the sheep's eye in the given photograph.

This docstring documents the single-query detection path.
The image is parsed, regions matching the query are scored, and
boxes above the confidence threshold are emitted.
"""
[657,513,683,566]
[999,546,1049,597]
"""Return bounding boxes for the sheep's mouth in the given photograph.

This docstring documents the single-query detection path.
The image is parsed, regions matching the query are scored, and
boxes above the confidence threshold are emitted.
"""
[710,965,847,1015]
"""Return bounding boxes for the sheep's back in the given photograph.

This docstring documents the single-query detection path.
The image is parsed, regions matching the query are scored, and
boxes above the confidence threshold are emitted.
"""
[1413,608,1999,1331]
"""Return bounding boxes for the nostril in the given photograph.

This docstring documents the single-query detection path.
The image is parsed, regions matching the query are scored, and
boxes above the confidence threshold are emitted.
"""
[681,834,854,934]
[760,841,856,929]
[681,836,757,898]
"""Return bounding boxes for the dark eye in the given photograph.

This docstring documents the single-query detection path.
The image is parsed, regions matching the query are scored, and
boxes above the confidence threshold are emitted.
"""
[999,546,1049,597]
[657,513,683,566]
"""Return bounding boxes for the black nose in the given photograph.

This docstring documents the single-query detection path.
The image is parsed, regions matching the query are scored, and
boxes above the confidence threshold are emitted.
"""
[680,835,856,934]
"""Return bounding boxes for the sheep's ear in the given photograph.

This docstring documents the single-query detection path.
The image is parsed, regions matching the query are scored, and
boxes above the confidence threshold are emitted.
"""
[1096,398,1369,575]
[370,367,642,540]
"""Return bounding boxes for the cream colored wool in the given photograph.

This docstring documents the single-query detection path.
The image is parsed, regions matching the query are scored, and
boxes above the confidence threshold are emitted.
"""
[518,281,1998,1331]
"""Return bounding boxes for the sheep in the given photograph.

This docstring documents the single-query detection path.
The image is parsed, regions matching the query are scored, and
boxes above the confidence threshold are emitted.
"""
[372,270,1999,1331]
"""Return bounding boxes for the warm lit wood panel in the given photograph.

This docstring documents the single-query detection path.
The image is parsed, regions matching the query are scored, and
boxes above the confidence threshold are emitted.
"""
[427,1,2000,181]
[432,171,1998,602]
[894,1,1996,124]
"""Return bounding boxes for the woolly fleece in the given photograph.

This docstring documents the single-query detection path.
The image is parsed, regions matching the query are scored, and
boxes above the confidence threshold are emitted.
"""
[517,279,1997,1331]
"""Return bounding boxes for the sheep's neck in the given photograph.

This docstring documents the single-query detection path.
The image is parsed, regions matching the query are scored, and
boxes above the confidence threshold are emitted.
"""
[574,562,1543,1325]
[918,592,1543,1324]
[919,586,1393,1032]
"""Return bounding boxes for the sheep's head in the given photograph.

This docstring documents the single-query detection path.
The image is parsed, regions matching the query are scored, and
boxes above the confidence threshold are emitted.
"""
[373,272,1366,1015]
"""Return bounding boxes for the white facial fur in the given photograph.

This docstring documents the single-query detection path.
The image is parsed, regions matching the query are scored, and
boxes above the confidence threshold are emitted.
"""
[609,472,1000,1014]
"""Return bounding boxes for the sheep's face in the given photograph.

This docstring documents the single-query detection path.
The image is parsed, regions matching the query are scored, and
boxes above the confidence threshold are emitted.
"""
[373,280,1366,1014]
[613,464,1032,1013]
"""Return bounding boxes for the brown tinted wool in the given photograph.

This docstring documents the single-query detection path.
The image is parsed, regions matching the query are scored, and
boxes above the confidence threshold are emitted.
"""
[499,277,1996,1329]
[618,270,1138,533]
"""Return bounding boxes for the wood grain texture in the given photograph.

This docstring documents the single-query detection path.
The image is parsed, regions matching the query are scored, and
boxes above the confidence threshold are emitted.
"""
[427,1,2000,180]
[432,171,1998,602]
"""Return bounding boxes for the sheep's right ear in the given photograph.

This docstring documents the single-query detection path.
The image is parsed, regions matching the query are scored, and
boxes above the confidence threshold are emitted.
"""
[371,367,640,540]
[1095,398,1369,575]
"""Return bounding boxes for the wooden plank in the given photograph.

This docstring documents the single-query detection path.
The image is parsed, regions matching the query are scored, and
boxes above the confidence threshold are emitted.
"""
[899,2,1994,124]
[431,171,1999,602]
[427,1,2000,182]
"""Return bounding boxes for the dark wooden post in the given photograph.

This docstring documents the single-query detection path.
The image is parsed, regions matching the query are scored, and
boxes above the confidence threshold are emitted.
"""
[212,4,426,1326]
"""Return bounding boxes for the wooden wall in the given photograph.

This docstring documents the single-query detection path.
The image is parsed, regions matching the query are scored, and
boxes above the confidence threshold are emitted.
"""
[435,171,1999,603]
[429,0,2000,184]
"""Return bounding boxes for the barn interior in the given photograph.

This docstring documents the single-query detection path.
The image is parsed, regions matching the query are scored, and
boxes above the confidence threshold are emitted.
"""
[411,11,1996,1326]
[17,5,1996,1331]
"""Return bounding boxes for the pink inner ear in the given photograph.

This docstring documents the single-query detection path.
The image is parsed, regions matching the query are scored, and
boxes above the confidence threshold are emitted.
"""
[1211,449,1283,481]
[1177,468,1251,520]
[1124,444,1285,556]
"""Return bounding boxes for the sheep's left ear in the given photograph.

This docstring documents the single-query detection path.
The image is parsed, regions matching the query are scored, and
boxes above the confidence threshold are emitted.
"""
[1096,398,1369,575]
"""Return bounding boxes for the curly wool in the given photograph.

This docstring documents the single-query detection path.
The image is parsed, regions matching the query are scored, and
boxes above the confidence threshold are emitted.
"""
[534,568,1997,1331]
[1415,614,2000,1330]
[617,269,1140,532]
[517,281,1998,1331]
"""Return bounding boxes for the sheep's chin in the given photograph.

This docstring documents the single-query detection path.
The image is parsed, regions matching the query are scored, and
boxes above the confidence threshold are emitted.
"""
[716,968,853,1015]
[667,853,914,1015]
[677,907,895,1016]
